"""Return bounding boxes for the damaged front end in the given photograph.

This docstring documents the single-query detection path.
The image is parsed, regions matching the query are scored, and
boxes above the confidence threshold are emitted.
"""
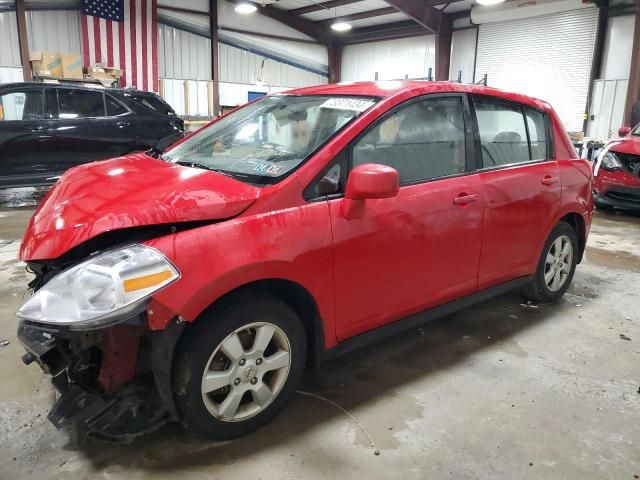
[17,244,184,443]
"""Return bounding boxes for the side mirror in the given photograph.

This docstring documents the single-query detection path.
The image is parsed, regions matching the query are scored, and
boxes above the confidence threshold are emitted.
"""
[618,126,631,137]
[343,164,399,219]
[345,163,399,200]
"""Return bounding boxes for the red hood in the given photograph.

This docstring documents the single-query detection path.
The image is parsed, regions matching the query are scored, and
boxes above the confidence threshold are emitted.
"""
[20,154,261,260]
[609,135,640,156]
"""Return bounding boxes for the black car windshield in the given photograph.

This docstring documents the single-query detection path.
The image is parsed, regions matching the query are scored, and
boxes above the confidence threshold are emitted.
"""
[162,95,377,184]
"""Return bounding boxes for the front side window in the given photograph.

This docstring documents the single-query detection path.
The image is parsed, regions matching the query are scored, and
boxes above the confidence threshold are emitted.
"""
[0,90,44,121]
[128,93,174,115]
[57,89,105,119]
[475,98,530,167]
[162,95,377,185]
[352,96,466,184]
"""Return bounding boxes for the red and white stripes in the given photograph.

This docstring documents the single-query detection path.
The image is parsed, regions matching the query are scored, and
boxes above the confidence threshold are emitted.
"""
[81,0,158,92]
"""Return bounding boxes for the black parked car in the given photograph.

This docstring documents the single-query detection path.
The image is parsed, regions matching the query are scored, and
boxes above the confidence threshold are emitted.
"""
[0,82,184,188]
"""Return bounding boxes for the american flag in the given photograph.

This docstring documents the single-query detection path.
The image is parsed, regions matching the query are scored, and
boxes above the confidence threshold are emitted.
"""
[81,0,158,92]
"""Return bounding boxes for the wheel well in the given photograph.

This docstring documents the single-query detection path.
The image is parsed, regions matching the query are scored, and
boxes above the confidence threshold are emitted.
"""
[202,279,324,369]
[559,213,586,263]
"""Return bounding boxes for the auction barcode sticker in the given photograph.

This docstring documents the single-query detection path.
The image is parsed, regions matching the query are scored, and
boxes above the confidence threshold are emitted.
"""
[320,98,375,112]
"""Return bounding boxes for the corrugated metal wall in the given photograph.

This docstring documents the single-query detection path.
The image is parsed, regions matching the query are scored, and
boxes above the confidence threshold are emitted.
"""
[475,8,599,132]
[26,10,82,54]
[0,9,81,67]
[0,12,21,67]
[158,23,326,87]
[341,36,436,82]
[158,23,212,80]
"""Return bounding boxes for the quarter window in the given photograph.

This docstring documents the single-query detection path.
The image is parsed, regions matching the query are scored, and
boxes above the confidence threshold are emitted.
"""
[525,108,547,160]
[0,90,44,121]
[57,90,105,119]
[352,97,466,184]
[474,99,529,167]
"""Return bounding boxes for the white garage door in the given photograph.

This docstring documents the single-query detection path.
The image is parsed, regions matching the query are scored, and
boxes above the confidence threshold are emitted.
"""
[474,8,599,133]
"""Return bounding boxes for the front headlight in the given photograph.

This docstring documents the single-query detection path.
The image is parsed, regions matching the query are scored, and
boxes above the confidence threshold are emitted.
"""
[600,152,623,171]
[17,244,179,329]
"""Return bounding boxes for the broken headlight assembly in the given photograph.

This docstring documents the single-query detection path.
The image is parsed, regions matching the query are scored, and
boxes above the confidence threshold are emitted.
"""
[600,151,623,171]
[17,244,179,330]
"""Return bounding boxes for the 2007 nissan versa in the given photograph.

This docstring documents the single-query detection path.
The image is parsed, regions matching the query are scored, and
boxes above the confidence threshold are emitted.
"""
[16,81,594,441]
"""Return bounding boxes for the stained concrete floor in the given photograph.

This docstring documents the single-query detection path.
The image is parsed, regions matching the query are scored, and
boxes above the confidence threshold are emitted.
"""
[0,205,639,480]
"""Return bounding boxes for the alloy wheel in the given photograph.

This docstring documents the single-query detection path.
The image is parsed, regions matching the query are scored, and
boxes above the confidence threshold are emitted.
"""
[200,322,291,422]
[544,235,573,292]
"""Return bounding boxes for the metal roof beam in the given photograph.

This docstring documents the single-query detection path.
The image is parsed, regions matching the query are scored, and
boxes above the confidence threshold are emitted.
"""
[318,6,398,26]
[383,0,446,33]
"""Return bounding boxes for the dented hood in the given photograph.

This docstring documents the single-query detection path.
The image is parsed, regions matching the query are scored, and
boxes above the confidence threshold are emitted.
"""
[609,135,640,156]
[20,154,261,260]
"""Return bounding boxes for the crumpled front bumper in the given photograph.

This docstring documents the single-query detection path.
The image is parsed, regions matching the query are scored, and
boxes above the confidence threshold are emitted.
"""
[17,318,178,443]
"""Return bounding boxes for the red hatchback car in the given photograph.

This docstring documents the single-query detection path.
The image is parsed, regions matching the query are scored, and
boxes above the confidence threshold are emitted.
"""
[593,125,640,210]
[17,81,593,442]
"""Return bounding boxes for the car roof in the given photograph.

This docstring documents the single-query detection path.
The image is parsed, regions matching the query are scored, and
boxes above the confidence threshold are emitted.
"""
[283,81,551,112]
[0,81,154,96]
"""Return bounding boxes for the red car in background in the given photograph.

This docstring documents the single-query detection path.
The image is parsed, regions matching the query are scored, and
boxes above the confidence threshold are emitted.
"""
[16,81,593,443]
[593,125,640,211]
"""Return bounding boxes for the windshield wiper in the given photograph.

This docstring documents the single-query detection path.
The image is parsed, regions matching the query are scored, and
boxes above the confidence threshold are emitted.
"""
[174,161,235,178]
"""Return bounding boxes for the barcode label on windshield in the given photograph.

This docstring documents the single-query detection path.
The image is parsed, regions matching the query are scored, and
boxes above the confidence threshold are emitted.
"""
[320,98,374,112]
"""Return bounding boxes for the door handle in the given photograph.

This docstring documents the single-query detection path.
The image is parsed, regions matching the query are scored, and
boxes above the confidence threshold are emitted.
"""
[116,121,131,128]
[541,175,559,186]
[28,125,48,133]
[453,193,479,206]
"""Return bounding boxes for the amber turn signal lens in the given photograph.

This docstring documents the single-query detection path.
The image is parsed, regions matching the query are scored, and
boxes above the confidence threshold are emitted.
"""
[123,270,173,292]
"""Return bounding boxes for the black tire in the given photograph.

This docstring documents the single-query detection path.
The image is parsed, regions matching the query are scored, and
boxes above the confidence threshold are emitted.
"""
[173,293,307,441]
[522,221,578,303]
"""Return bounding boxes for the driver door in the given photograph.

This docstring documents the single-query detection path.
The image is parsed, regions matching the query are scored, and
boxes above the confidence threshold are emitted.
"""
[326,95,484,341]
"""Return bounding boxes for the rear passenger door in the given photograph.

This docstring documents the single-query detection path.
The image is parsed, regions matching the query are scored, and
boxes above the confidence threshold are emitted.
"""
[328,94,484,340]
[471,95,560,288]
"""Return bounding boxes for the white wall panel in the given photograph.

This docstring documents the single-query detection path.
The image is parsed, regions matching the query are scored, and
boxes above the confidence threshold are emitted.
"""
[341,36,436,82]
[26,10,81,54]
[158,24,212,80]
[586,79,628,140]
[0,66,23,84]
[600,15,634,81]
[0,12,21,67]
[475,8,598,132]
[449,28,477,83]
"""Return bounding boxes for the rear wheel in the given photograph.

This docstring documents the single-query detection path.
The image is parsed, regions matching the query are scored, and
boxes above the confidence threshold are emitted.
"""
[173,294,306,440]
[523,221,578,303]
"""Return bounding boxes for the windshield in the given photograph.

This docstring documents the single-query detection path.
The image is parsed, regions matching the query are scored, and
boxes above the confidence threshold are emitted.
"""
[633,124,640,136]
[162,95,377,184]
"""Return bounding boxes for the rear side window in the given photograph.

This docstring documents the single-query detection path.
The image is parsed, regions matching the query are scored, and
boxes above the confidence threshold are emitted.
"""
[525,108,547,160]
[57,90,105,119]
[106,95,127,116]
[352,96,466,184]
[474,99,529,167]
[0,90,44,121]
[129,93,173,115]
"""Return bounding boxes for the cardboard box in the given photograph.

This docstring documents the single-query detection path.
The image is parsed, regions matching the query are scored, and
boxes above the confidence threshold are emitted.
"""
[29,51,62,77]
[62,54,83,79]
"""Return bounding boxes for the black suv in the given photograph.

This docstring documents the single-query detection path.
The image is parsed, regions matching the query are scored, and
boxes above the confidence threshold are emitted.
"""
[0,82,184,188]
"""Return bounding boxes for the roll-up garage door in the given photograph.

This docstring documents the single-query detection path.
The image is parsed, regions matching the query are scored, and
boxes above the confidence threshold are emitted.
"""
[474,8,599,133]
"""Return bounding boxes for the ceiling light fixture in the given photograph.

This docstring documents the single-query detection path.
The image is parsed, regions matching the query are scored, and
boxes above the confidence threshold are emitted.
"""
[330,21,352,32]
[235,2,257,14]
[476,0,506,5]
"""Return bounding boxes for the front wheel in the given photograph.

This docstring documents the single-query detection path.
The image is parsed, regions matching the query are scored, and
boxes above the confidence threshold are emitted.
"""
[173,294,307,440]
[523,221,578,303]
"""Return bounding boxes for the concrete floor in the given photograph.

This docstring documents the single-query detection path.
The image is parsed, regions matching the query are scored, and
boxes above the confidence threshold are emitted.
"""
[0,206,639,480]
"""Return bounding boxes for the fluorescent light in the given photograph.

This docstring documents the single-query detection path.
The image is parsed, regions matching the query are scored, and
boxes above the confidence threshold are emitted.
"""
[476,0,506,5]
[235,2,257,14]
[331,21,352,32]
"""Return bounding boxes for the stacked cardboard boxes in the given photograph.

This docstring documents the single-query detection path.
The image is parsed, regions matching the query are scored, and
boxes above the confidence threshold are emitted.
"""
[29,52,122,85]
